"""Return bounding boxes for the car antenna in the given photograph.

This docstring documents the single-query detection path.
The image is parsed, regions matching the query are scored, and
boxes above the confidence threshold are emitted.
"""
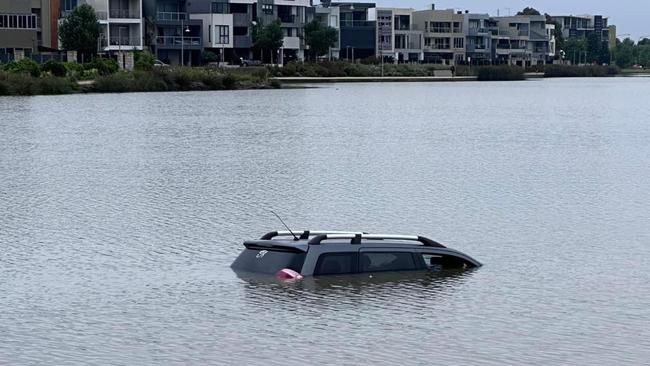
[270,210,299,241]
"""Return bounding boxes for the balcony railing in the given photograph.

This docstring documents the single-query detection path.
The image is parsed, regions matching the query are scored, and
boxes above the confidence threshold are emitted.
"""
[468,27,487,36]
[108,36,142,47]
[278,14,296,23]
[155,36,201,47]
[157,12,186,21]
[109,9,140,19]
[340,20,374,27]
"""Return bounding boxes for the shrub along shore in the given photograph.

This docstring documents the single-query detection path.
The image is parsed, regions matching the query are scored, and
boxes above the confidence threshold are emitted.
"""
[0,57,623,97]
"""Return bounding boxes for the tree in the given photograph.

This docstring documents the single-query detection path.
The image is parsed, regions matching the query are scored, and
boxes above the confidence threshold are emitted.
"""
[586,33,603,63]
[613,38,635,68]
[58,4,101,60]
[517,7,541,16]
[304,20,338,60]
[252,20,284,64]
[564,38,587,64]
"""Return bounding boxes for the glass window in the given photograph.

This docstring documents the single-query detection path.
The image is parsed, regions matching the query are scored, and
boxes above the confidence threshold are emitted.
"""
[454,37,464,49]
[231,248,306,274]
[262,4,273,15]
[430,22,451,33]
[314,253,357,275]
[360,252,416,273]
[420,253,468,270]
[211,2,229,14]
[215,25,229,44]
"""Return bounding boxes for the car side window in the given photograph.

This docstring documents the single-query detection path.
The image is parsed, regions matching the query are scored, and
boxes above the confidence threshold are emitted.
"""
[421,253,468,270]
[360,252,417,273]
[314,253,357,275]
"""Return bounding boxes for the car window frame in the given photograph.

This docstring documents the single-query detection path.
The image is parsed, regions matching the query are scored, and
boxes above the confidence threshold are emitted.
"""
[314,252,359,276]
[358,249,421,273]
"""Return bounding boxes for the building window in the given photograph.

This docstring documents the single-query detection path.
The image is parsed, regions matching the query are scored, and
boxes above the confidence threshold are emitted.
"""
[329,15,337,28]
[262,4,273,15]
[453,22,462,33]
[432,37,450,49]
[215,25,229,44]
[429,22,451,33]
[0,14,38,29]
[454,37,464,49]
[211,2,229,14]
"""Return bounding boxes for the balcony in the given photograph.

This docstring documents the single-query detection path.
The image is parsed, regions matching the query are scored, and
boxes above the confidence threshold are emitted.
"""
[109,36,142,47]
[468,28,488,36]
[109,9,140,19]
[155,36,202,49]
[157,12,187,22]
[467,44,489,53]
[340,20,374,28]
[278,14,296,24]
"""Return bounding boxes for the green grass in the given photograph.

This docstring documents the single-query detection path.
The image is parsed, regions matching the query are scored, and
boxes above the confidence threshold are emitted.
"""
[271,61,451,77]
[91,67,266,94]
[0,71,79,96]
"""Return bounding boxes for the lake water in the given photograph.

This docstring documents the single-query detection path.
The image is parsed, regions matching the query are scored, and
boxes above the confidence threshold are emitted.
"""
[1,78,650,365]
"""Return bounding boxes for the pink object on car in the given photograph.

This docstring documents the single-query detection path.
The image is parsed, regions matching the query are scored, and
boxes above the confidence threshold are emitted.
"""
[275,268,304,280]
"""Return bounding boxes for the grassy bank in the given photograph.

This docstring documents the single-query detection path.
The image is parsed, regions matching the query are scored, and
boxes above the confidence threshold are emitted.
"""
[91,67,275,93]
[0,58,276,96]
[270,61,451,77]
[525,64,620,78]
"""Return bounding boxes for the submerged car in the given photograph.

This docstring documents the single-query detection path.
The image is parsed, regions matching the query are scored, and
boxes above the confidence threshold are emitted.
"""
[231,230,481,277]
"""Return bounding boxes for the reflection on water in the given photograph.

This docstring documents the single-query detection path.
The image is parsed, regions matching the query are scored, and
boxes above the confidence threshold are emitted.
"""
[2,79,650,365]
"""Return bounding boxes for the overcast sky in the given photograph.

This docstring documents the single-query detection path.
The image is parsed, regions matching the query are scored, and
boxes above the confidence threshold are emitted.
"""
[326,1,649,39]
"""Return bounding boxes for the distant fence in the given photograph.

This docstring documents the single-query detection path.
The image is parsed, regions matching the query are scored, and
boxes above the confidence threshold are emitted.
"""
[0,52,69,64]
[29,53,69,63]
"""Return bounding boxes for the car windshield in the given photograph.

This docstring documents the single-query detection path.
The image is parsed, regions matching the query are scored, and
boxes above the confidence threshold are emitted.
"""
[231,247,306,274]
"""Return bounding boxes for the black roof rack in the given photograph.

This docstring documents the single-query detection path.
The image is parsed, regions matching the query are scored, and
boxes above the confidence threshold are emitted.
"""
[308,233,446,248]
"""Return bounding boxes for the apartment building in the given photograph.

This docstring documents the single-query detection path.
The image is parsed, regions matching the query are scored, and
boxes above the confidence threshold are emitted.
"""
[183,0,312,65]
[375,8,422,63]
[492,14,552,66]
[551,15,608,40]
[464,13,492,64]
[0,0,58,61]
[75,0,144,53]
[412,8,465,65]
[143,0,201,65]
[329,2,376,61]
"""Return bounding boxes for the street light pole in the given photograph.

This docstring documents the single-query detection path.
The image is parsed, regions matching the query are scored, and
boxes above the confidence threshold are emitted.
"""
[118,27,122,69]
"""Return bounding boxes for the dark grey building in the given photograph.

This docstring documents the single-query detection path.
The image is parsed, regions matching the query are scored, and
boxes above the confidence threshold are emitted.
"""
[328,2,376,60]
